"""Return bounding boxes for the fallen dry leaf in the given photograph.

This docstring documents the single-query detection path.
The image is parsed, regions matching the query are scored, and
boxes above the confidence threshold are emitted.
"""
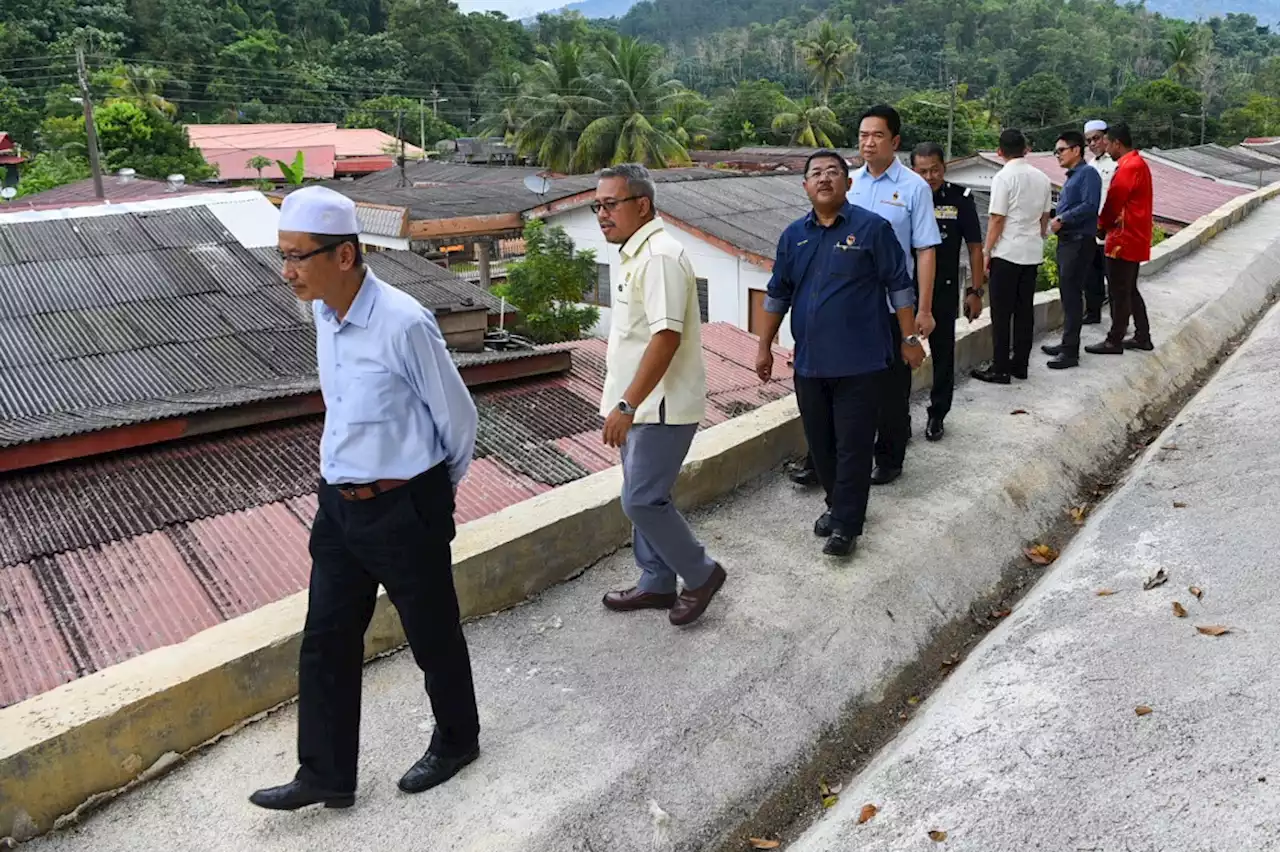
[1010,409,1029,415]
[1135,705,1153,716]
[818,780,830,797]
[1024,544,1058,566]
[749,840,781,850]
[1143,569,1169,591]
[1173,602,1187,618]
[1190,586,1203,600]
[1068,504,1089,526]
[928,830,949,842]
[1197,625,1230,636]
[1173,501,1188,509]
[858,804,879,825]
[990,608,1012,619]
[1096,588,1116,597]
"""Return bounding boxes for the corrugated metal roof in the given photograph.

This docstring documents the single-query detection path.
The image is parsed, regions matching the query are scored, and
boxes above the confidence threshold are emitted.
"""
[1152,144,1280,188]
[1,176,219,211]
[355,203,408,238]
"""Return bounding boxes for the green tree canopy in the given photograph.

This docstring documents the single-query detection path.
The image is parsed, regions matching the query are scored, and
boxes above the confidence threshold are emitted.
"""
[497,219,599,344]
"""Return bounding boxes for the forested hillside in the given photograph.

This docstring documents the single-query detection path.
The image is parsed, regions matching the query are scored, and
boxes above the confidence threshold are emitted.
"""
[1,0,1278,186]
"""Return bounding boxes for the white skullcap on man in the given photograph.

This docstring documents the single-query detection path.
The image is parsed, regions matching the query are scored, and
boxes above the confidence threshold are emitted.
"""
[1084,119,1108,134]
[278,185,360,235]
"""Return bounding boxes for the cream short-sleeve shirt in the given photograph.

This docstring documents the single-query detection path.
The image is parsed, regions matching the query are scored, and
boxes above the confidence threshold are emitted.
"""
[989,158,1054,266]
[600,217,707,425]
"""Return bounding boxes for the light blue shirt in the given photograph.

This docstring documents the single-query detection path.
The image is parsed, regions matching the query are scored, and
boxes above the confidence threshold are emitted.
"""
[314,270,477,487]
[847,158,941,280]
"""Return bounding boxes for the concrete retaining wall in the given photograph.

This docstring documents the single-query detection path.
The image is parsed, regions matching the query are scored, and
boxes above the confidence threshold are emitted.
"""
[2,182,1278,844]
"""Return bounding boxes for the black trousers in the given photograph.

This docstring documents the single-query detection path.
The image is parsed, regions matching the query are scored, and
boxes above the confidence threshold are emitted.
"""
[989,257,1039,374]
[927,279,959,420]
[873,317,911,470]
[1056,237,1096,356]
[795,370,886,536]
[1105,257,1150,346]
[1086,242,1108,317]
[297,462,480,793]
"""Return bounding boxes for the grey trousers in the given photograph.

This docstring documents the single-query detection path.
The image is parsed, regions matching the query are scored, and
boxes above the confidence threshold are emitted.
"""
[621,423,717,595]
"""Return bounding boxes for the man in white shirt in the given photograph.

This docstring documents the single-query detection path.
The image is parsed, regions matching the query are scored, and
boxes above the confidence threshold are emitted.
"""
[592,163,726,627]
[972,129,1053,385]
[1083,119,1116,324]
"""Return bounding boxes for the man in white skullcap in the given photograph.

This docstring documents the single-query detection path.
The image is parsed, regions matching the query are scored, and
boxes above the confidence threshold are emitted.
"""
[1083,119,1116,323]
[250,185,482,812]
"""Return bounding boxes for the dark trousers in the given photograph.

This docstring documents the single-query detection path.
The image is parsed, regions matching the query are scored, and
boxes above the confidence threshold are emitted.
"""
[1086,242,1108,317]
[1105,257,1150,346]
[297,463,480,793]
[873,317,911,470]
[795,370,886,536]
[927,279,959,419]
[1057,237,1095,356]
[989,257,1039,374]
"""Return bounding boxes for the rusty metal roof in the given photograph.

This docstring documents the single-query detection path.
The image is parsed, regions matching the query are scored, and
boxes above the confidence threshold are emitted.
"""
[0,323,795,707]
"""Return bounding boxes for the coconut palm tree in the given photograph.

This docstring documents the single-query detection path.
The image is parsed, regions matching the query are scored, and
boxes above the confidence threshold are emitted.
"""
[1165,28,1200,85]
[512,42,600,174]
[571,37,690,172]
[473,71,525,144]
[661,91,713,151]
[799,21,857,105]
[108,64,177,117]
[771,97,844,148]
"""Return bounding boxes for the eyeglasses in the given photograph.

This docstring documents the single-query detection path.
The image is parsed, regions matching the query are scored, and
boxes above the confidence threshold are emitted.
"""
[805,167,846,180]
[278,243,340,265]
[590,196,642,214]
[1053,146,1074,155]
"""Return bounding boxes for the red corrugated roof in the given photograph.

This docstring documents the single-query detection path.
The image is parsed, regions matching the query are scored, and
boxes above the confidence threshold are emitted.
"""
[0,323,795,707]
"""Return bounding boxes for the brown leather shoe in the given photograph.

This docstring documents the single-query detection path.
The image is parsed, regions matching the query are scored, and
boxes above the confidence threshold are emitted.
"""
[668,564,727,626]
[602,587,677,612]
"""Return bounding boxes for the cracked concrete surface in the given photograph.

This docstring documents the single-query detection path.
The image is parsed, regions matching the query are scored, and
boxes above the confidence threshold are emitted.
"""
[22,202,1280,852]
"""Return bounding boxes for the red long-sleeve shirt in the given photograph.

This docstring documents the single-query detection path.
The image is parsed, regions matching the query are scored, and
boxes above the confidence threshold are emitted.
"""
[1098,149,1154,263]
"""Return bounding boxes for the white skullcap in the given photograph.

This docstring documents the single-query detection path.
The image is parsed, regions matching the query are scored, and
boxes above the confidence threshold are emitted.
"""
[1084,120,1108,134]
[278,186,360,235]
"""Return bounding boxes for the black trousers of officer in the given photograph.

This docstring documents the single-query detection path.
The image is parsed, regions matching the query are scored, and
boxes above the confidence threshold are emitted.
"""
[989,258,1039,375]
[297,462,480,794]
[795,369,887,535]
[1086,241,1107,318]
[873,315,911,471]
[927,278,960,421]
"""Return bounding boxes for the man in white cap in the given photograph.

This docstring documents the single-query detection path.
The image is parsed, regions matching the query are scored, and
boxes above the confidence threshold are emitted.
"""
[1083,119,1116,324]
[250,186,482,812]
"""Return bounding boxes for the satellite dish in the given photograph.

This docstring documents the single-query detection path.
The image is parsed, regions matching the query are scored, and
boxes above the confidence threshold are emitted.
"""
[0,187,16,201]
[523,174,552,196]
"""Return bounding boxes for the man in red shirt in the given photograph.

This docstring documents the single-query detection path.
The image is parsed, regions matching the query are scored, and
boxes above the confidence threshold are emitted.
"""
[1086,123,1154,355]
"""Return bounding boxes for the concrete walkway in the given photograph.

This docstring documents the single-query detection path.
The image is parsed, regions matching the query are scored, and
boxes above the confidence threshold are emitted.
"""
[790,302,1280,850]
[23,203,1280,852]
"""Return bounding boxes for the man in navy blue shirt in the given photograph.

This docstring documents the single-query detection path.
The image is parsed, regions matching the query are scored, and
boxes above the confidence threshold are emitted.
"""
[1042,130,1102,369]
[755,151,923,557]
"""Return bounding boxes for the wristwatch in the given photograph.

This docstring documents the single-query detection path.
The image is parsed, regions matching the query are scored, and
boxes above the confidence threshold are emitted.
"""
[617,400,636,416]
[966,286,985,299]
[904,334,922,348]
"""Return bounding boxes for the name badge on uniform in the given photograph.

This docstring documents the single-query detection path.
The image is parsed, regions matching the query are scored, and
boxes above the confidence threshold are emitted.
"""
[836,233,864,251]
[935,205,958,220]
[880,190,906,208]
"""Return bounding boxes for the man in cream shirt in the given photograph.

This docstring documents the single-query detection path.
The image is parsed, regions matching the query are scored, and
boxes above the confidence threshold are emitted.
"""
[971,128,1053,385]
[592,163,726,627]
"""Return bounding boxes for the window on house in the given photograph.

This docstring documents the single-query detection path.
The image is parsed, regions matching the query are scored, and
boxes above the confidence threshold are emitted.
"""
[696,277,709,323]
[584,263,612,307]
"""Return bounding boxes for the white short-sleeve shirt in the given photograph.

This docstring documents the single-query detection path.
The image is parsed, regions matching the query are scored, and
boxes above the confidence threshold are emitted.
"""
[601,217,707,425]
[989,157,1054,266]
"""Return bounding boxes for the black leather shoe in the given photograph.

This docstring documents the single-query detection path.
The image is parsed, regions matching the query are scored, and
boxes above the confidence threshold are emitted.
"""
[1085,341,1124,355]
[789,466,819,487]
[1011,366,1028,380]
[1122,337,1154,351]
[1041,343,1062,357]
[249,780,354,811]
[399,745,479,794]
[814,510,834,538]
[1047,354,1079,370]
[970,367,1011,384]
[870,464,902,485]
[1082,312,1102,325]
[823,532,856,557]
[925,416,944,442]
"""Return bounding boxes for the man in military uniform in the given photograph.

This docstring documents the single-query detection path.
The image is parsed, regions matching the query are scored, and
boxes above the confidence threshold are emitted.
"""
[910,143,984,441]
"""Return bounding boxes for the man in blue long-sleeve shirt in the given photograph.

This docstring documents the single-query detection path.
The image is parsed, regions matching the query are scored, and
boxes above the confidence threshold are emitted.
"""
[1043,130,1102,369]
[252,187,482,813]
[754,151,924,558]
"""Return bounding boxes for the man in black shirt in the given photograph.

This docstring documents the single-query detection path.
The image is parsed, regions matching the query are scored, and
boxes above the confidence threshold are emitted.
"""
[910,143,985,441]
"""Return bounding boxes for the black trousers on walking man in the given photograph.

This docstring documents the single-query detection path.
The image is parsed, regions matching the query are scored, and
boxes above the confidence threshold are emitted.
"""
[989,257,1039,376]
[1056,236,1097,357]
[926,279,959,421]
[297,462,480,794]
[873,320,912,473]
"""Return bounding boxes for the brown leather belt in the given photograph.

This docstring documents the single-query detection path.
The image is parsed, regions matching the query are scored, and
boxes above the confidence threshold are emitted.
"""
[334,478,410,501]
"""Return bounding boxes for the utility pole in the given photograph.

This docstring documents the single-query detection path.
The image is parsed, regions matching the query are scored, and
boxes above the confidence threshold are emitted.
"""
[76,45,105,200]
[396,108,407,187]
[419,97,427,159]
[946,77,957,162]
[1200,106,1206,146]
[428,87,448,119]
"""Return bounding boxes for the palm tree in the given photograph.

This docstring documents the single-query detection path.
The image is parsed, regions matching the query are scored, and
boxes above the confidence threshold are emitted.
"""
[1165,28,1200,85]
[473,71,525,144]
[661,91,713,151]
[799,21,858,105]
[108,64,177,117]
[512,42,600,174]
[771,97,843,148]
[571,37,690,173]
[246,155,273,181]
